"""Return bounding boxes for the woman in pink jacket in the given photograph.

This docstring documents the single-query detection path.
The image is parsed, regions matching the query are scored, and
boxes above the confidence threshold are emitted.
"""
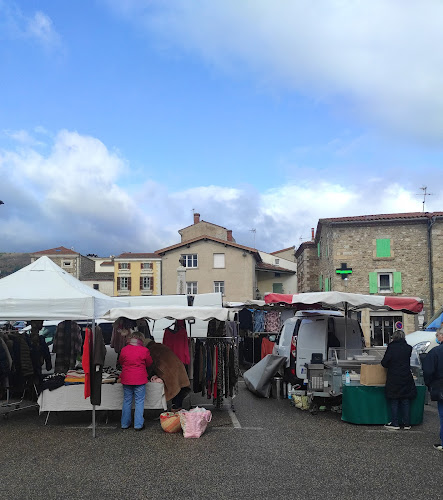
[119,332,153,430]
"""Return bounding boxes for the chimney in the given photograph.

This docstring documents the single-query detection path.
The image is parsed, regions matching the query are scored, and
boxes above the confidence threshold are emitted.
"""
[193,212,200,224]
[227,229,233,241]
[311,228,315,241]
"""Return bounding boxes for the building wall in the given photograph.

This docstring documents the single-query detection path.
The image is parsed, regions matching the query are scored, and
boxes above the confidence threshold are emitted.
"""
[271,247,296,262]
[256,272,297,297]
[161,240,256,301]
[431,219,443,313]
[82,280,114,296]
[114,259,161,296]
[296,243,318,292]
[180,221,229,242]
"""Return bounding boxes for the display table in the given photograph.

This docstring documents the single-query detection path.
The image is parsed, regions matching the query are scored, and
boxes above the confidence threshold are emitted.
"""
[341,384,426,425]
[37,382,167,414]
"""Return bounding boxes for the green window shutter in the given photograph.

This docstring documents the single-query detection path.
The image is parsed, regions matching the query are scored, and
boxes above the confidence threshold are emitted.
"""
[319,274,323,291]
[273,283,283,293]
[325,277,330,292]
[317,242,321,257]
[369,272,378,294]
[393,272,402,293]
[376,239,391,257]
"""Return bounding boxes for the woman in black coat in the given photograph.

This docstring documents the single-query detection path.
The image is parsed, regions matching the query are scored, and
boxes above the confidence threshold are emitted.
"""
[381,329,417,430]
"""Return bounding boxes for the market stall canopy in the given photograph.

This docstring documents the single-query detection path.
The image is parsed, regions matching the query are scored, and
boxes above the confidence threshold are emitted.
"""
[0,256,126,320]
[102,305,234,322]
[264,292,423,314]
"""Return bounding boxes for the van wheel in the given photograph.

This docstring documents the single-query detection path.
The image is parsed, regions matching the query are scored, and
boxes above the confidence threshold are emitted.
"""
[309,403,319,415]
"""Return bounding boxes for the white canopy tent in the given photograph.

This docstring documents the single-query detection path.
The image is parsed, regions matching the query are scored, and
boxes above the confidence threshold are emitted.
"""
[102,305,236,322]
[0,256,125,320]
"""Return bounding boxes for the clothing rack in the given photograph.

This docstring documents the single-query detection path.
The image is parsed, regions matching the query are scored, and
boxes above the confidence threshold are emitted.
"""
[1,379,39,418]
[189,335,239,412]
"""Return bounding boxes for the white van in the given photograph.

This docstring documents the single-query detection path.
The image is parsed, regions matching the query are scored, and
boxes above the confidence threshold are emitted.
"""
[275,310,364,382]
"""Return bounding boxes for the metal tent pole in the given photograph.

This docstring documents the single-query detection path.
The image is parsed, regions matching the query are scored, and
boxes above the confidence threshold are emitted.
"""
[92,319,96,438]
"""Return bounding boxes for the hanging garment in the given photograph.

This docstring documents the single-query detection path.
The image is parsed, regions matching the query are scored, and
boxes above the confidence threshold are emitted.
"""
[82,328,92,399]
[90,326,107,405]
[238,308,253,331]
[162,320,190,365]
[261,338,275,359]
[110,317,136,354]
[53,321,82,373]
[265,311,281,333]
[253,310,266,332]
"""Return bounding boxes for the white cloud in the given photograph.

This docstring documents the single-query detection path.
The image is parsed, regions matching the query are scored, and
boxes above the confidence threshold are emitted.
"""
[0,2,61,49]
[107,0,443,143]
[0,129,441,256]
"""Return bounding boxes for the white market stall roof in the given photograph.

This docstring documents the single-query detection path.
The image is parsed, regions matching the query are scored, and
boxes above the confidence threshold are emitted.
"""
[102,305,234,322]
[264,292,423,314]
[0,256,126,320]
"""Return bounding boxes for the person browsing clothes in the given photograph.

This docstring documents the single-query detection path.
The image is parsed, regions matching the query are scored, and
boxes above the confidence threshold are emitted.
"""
[381,329,417,430]
[423,325,443,451]
[119,331,153,431]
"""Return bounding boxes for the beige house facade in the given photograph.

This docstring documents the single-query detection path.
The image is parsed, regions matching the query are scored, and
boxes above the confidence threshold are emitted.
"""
[157,213,296,302]
[296,212,443,345]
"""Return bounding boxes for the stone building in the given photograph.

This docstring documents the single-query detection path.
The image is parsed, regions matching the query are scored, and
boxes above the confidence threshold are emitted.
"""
[296,212,443,345]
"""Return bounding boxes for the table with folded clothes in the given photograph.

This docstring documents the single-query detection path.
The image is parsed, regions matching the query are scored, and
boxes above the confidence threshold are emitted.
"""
[37,369,167,413]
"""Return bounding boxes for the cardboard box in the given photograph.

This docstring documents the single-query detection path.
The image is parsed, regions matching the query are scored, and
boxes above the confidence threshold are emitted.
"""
[360,364,387,386]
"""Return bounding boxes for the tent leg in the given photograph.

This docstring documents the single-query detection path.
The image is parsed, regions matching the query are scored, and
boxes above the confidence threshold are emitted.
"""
[92,406,96,438]
[45,411,51,426]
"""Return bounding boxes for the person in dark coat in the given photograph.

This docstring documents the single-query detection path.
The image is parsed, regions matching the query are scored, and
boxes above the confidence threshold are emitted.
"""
[422,325,443,451]
[381,329,417,430]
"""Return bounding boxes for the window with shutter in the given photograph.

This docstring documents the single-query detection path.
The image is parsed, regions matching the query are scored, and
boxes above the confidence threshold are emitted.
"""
[376,239,391,257]
[393,272,402,293]
[213,253,225,268]
[325,277,330,292]
[317,243,321,258]
[319,274,323,291]
[128,277,131,291]
[273,283,283,293]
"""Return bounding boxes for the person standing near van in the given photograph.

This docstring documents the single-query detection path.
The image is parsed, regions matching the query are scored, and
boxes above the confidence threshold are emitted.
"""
[422,325,443,451]
[119,331,153,431]
[381,329,417,430]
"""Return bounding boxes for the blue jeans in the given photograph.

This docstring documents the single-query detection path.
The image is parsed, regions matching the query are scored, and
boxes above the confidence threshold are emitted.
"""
[121,384,146,429]
[390,398,410,427]
[438,400,443,445]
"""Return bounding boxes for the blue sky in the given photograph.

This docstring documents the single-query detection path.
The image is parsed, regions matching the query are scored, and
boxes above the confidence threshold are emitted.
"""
[1,0,443,256]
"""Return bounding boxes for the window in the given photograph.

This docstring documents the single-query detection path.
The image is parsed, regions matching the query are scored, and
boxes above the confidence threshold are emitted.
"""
[214,281,225,294]
[213,253,225,268]
[63,261,72,267]
[140,276,153,290]
[187,281,198,294]
[272,283,283,293]
[317,242,321,257]
[275,258,280,265]
[93,284,99,290]
[141,262,153,270]
[319,274,323,291]
[369,271,402,294]
[182,254,198,268]
[119,277,130,290]
[376,239,391,258]
[119,262,130,270]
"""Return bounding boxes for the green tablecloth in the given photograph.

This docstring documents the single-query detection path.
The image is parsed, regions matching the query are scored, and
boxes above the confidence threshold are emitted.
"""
[341,384,426,425]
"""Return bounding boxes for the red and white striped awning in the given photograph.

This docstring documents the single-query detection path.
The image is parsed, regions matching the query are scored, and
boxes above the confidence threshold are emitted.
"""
[264,292,423,314]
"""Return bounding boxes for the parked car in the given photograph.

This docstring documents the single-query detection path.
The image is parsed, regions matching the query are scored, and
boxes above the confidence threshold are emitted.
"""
[406,330,439,367]
[12,320,27,330]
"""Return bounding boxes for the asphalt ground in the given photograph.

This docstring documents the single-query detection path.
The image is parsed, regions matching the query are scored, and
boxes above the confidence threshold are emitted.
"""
[0,380,442,500]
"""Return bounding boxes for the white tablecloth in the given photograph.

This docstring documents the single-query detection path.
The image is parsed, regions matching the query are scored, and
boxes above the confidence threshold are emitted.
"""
[37,382,167,412]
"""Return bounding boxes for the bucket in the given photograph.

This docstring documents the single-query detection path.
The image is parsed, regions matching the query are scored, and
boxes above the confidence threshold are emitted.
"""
[271,376,283,399]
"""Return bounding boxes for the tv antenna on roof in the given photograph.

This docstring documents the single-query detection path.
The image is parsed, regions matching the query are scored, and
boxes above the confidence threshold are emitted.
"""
[416,186,433,212]
[249,228,256,248]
